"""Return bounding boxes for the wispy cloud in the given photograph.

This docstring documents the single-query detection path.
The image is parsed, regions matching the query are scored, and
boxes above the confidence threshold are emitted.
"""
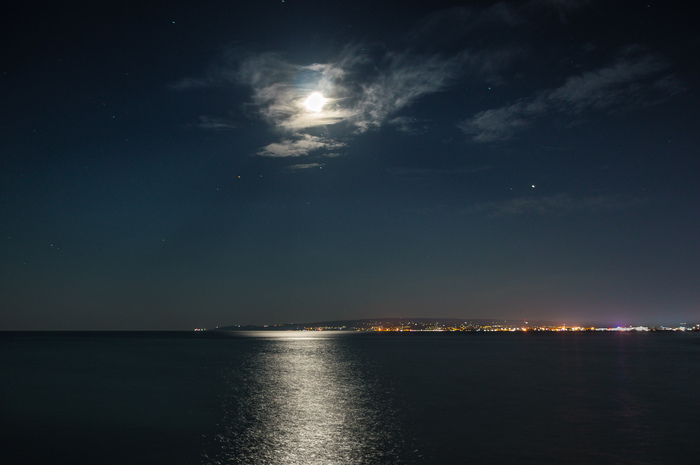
[256,134,345,158]
[348,50,468,132]
[460,99,547,143]
[288,163,325,170]
[478,194,574,216]
[387,116,428,135]
[460,48,682,143]
[470,193,643,217]
[547,49,669,113]
[196,115,237,130]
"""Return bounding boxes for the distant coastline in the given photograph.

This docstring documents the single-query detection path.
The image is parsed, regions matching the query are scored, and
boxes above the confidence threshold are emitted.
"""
[199,317,699,333]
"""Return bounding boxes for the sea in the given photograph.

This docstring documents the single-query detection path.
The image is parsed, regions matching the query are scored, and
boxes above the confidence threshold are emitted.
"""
[1,330,698,464]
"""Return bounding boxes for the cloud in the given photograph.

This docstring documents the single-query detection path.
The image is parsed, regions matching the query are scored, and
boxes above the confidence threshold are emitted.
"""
[288,163,325,170]
[460,48,682,143]
[232,46,473,137]
[547,50,669,113]
[652,74,686,97]
[167,76,210,91]
[232,43,524,155]
[479,194,574,216]
[232,45,486,156]
[234,53,358,133]
[459,98,547,143]
[256,134,345,158]
[470,194,643,217]
[349,50,468,132]
[196,115,237,130]
[387,116,428,135]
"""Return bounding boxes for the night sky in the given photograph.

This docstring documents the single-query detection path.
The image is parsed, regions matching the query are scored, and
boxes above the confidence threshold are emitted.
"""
[2,0,698,330]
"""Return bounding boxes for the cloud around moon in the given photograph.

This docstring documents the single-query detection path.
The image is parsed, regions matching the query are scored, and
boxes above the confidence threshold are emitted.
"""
[174,42,482,158]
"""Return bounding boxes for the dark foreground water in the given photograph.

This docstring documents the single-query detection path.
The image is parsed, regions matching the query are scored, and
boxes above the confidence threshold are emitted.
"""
[1,331,699,464]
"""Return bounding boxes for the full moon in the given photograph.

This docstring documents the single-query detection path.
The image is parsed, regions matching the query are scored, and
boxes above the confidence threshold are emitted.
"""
[303,92,326,112]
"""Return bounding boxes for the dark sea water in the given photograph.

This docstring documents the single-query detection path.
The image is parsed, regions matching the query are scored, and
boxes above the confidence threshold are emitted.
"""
[1,331,699,464]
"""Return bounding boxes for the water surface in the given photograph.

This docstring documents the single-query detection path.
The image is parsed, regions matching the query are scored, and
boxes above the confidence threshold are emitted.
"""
[2,331,698,464]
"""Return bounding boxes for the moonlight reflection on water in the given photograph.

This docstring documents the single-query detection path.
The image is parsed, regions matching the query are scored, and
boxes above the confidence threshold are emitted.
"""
[203,332,403,465]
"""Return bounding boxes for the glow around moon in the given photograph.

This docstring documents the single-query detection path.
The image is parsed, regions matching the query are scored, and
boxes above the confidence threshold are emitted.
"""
[303,92,327,112]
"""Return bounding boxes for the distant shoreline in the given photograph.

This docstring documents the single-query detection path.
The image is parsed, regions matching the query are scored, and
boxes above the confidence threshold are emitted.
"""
[204,317,699,333]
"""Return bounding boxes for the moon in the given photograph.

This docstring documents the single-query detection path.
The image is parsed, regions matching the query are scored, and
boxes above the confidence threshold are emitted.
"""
[303,92,326,112]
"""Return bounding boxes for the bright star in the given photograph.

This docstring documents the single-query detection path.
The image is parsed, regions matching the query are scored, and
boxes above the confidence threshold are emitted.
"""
[303,92,326,112]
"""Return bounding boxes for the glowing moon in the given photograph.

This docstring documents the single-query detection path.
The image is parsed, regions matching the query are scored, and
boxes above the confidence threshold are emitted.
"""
[304,92,326,112]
